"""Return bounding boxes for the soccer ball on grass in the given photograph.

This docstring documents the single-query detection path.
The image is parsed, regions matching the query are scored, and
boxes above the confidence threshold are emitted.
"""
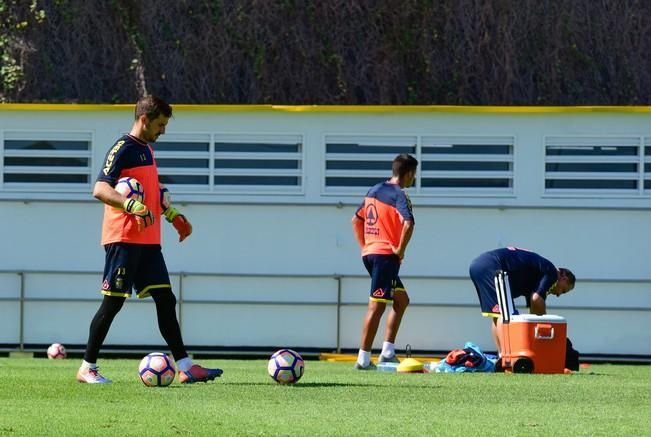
[268,349,304,384]
[138,352,176,387]
[47,343,66,359]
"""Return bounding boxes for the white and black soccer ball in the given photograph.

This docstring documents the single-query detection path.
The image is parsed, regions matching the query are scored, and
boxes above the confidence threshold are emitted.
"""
[47,343,66,359]
[115,177,145,203]
[138,352,176,387]
[268,349,304,384]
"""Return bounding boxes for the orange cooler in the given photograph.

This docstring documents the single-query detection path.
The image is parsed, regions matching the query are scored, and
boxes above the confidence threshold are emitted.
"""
[498,314,567,374]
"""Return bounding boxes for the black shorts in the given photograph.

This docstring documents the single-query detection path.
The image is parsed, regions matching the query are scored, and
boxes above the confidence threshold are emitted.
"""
[469,253,518,318]
[101,243,171,299]
[362,254,406,303]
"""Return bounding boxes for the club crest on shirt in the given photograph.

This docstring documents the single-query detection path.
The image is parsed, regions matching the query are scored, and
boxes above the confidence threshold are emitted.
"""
[365,203,379,226]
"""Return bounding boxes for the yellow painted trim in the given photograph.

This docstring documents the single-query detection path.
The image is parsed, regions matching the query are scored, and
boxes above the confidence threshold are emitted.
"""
[137,284,171,299]
[101,290,131,298]
[1,103,651,114]
[320,352,441,363]
[1,104,134,111]
[369,297,392,303]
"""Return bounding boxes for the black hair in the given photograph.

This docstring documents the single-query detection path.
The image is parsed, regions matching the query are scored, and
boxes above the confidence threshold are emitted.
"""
[392,153,419,179]
[559,268,576,287]
[134,95,173,120]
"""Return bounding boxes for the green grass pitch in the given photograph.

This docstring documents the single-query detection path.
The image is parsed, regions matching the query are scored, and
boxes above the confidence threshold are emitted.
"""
[0,357,650,436]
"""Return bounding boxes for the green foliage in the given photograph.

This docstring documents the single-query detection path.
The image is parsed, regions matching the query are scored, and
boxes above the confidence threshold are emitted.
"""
[0,358,650,435]
[0,0,44,102]
[1,1,651,103]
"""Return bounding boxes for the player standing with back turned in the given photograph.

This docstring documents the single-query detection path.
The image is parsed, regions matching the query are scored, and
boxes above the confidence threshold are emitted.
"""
[352,153,418,369]
[76,95,222,384]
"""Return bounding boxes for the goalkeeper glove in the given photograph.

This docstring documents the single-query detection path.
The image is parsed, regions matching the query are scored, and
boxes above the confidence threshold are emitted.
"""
[123,198,155,232]
[163,206,192,242]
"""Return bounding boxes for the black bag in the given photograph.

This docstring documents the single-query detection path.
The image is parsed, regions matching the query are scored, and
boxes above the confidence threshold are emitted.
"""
[565,337,580,371]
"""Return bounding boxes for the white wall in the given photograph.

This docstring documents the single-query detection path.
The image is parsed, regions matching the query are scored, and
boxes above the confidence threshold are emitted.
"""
[0,105,650,358]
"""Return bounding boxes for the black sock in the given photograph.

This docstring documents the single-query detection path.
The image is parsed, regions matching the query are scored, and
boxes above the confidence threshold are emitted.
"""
[83,295,125,363]
[151,289,188,362]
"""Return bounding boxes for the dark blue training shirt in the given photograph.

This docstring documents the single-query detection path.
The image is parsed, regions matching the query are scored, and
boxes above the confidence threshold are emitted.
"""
[490,247,558,299]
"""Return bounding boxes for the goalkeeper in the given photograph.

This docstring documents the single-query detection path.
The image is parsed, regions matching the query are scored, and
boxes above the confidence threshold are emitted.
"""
[76,95,221,384]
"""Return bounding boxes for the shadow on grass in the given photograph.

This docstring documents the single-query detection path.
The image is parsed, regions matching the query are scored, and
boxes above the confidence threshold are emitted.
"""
[224,381,443,389]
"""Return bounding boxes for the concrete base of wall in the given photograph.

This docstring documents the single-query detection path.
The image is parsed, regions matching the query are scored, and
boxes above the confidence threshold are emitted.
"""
[9,351,34,359]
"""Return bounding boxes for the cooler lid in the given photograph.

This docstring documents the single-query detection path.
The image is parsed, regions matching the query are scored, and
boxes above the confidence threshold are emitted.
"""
[511,314,566,323]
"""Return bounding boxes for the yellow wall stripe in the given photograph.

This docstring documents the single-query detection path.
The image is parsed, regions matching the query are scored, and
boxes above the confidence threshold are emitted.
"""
[1,103,650,114]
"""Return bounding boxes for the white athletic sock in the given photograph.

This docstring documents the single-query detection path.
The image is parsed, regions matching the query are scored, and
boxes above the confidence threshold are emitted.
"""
[176,357,193,372]
[357,350,371,367]
[81,360,96,370]
[381,341,395,358]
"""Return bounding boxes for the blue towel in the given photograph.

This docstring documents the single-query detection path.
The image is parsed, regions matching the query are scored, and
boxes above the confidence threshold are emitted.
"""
[435,342,497,373]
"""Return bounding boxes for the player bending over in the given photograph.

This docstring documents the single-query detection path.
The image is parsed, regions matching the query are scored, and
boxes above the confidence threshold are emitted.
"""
[469,247,575,353]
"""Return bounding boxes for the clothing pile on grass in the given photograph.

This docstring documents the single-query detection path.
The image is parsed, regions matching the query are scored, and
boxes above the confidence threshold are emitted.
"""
[435,342,497,373]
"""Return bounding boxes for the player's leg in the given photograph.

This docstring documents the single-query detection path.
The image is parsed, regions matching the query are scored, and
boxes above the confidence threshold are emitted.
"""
[491,317,501,353]
[149,289,221,383]
[469,255,501,353]
[149,288,186,360]
[380,275,408,363]
[78,243,134,383]
[82,296,126,363]
[384,291,409,344]
[77,295,126,383]
[138,245,222,383]
[356,299,387,369]
[355,255,391,370]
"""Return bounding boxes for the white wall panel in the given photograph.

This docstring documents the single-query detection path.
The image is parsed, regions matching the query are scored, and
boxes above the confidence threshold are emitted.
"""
[337,305,496,353]
[1,106,650,357]
[22,301,96,344]
[182,275,337,303]
[0,302,20,344]
[561,309,651,355]
[180,303,337,348]
[0,273,20,298]
[22,301,162,345]
[24,273,100,299]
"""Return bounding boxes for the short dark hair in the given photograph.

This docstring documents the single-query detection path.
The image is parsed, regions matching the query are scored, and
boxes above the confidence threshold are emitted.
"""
[559,268,576,287]
[392,153,419,179]
[135,95,172,120]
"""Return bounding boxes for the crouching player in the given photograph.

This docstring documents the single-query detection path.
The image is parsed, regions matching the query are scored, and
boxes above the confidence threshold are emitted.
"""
[469,246,576,353]
[77,95,222,384]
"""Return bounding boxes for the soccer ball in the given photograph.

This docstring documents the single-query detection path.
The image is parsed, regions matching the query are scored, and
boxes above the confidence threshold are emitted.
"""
[138,352,176,387]
[159,184,171,210]
[115,177,144,203]
[47,343,66,359]
[268,349,304,384]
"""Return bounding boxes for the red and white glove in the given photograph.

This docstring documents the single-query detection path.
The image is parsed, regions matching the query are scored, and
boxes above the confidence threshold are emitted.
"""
[160,185,192,242]
[163,206,192,242]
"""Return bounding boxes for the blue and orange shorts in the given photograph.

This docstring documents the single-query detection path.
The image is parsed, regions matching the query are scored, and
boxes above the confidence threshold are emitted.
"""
[362,254,406,303]
[101,243,171,298]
